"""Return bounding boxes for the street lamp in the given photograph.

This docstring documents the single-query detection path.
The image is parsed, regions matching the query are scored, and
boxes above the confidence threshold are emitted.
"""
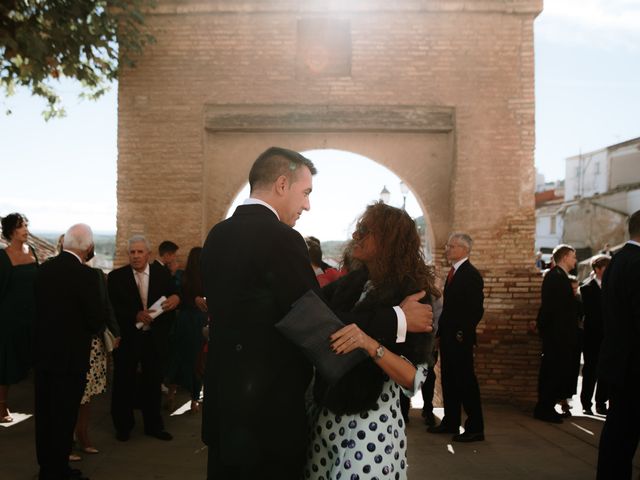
[399,181,409,210]
[379,185,391,204]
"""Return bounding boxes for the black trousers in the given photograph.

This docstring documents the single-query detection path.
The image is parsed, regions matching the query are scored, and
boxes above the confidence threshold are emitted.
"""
[111,331,164,434]
[581,340,608,409]
[440,338,484,433]
[34,369,86,480]
[421,350,438,415]
[597,382,640,479]
[206,443,303,480]
[535,342,574,413]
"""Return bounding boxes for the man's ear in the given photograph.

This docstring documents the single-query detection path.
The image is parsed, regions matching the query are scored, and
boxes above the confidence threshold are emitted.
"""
[274,174,289,195]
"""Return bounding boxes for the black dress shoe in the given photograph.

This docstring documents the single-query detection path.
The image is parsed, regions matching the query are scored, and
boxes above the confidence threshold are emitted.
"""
[423,411,436,427]
[453,431,485,443]
[582,408,594,415]
[115,431,130,442]
[427,423,458,434]
[596,405,608,415]
[145,430,173,441]
[533,410,563,424]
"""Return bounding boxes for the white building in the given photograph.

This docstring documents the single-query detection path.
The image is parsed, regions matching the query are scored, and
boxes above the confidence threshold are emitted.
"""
[536,137,640,256]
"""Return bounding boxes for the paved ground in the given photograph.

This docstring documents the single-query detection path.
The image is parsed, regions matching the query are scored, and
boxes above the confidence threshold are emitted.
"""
[1,376,639,479]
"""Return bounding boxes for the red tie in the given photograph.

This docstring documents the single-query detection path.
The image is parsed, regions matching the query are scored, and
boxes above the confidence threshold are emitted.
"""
[446,267,455,286]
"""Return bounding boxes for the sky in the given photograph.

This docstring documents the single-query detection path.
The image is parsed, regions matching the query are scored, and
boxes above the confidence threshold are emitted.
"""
[0,0,638,239]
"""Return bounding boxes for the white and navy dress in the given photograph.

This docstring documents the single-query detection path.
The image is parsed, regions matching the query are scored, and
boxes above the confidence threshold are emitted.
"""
[305,365,428,480]
[304,269,431,480]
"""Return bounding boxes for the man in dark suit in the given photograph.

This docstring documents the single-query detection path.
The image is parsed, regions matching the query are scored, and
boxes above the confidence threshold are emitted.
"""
[533,244,579,424]
[597,210,640,479]
[34,224,105,480]
[108,235,180,442]
[579,254,610,415]
[153,240,179,273]
[428,233,485,442]
[201,147,432,479]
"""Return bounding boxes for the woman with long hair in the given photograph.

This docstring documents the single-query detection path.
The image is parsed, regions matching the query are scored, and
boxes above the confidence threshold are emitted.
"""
[0,213,38,423]
[166,247,208,412]
[305,201,440,480]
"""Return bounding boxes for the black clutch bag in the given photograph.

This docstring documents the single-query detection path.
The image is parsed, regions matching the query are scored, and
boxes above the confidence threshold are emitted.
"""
[275,290,368,385]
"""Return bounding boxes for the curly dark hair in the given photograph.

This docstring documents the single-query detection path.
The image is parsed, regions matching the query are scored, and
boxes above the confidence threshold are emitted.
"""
[346,201,440,300]
[1,213,28,241]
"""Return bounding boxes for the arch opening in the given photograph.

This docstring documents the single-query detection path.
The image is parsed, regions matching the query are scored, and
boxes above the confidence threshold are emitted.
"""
[225,149,436,262]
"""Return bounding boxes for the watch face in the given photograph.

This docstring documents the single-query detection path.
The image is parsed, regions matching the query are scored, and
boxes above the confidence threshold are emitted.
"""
[376,345,384,359]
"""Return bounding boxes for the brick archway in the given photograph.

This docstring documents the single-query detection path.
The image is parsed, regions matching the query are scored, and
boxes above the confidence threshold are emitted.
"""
[116,0,544,408]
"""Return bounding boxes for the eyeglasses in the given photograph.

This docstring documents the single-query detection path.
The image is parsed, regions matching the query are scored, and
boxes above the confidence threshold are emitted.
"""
[355,224,370,238]
[444,243,461,249]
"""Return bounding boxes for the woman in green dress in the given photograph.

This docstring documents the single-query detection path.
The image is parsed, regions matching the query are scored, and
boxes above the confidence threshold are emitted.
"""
[0,213,38,423]
[166,247,208,413]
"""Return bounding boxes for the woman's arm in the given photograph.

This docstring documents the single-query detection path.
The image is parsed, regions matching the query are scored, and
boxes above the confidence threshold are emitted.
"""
[330,323,417,389]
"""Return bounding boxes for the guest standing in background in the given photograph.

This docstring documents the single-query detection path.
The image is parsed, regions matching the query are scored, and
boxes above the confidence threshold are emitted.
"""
[0,213,38,423]
[580,255,610,415]
[33,223,104,480]
[166,247,208,413]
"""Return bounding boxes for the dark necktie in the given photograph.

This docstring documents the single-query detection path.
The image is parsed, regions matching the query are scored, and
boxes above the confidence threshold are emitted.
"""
[446,267,455,287]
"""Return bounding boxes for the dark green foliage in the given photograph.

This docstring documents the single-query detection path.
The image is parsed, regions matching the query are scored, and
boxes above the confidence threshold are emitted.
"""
[0,0,155,119]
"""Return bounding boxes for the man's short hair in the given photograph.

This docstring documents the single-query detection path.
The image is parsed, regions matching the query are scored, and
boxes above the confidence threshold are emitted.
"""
[158,240,179,256]
[552,244,575,263]
[629,210,640,238]
[248,147,317,192]
[591,254,611,271]
[128,235,150,251]
[449,232,473,253]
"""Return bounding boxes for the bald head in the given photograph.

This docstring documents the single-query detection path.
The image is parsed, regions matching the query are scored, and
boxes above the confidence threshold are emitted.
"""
[63,224,94,261]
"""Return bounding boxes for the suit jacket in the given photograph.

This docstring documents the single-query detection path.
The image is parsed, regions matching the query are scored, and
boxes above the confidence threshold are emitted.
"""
[107,262,177,356]
[200,204,398,466]
[537,266,578,351]
[597,242,640,387]
[580,277,603,346]
[33,252,105,373]
[438,259,484,346]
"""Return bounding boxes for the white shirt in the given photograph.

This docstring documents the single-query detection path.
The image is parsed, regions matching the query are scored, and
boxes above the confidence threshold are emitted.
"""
[133,263,150,308]
[63,249,83,264]
[243,198,280,220]
[451,257,469,273]
[241,199,407,341]
[627,240,640,248]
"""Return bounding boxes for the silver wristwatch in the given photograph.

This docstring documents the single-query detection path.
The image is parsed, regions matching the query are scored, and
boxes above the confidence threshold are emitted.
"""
[374,344,385,360]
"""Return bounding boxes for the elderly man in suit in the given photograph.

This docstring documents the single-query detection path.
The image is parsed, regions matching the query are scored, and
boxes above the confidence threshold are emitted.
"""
[597,210,640,479]
[34,223,105,480]
[533,244,579,424]
[108,235,179,442]
[579,254,610,415]
[201,146,433,479]
[427,232,485,442]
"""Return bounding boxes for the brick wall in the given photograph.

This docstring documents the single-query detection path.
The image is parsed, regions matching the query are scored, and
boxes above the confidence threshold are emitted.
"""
[117,0,544,408]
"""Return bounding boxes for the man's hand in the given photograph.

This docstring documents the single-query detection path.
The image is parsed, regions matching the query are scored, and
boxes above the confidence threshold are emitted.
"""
[113,337,122,349]
[195,296,208,313]
[162,294,180,312]
[136,310,154,325]
[400,291,433,333]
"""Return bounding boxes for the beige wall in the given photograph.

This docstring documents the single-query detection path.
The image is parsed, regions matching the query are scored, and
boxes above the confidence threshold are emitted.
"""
[117,0,544,407]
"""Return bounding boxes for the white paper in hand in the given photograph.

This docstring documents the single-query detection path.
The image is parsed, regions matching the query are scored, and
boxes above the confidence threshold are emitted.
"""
[148,296,167,319]
[135,296,167,330]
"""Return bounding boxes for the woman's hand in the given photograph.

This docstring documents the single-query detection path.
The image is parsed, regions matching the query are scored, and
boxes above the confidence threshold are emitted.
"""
[195,296,208,312]
[330,324,378,358]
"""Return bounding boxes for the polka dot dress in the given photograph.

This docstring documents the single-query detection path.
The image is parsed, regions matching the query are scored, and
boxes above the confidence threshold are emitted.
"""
[305,364,428,480]
[81,335,107,405]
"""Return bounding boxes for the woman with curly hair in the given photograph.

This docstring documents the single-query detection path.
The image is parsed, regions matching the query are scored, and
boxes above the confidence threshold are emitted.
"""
[305,201,440,480]
[0,213,38,423]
